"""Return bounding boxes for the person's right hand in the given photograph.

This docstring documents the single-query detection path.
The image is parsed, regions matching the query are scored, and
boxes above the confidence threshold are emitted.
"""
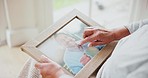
[80,28,116,47]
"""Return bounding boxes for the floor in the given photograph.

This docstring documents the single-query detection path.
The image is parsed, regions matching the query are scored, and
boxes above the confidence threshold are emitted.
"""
[0,45,29,78]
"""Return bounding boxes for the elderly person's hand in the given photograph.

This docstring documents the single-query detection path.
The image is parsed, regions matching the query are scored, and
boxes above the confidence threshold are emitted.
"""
[80,28,115,47]
[80,27,130,47]
[35,55,65,78]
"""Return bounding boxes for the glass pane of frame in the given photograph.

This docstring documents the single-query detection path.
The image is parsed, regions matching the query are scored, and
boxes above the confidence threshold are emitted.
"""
[37,18,105,75]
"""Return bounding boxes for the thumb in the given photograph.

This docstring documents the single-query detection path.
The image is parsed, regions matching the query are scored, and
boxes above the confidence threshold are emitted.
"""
[35,63,44,69]
[40,55,50,63]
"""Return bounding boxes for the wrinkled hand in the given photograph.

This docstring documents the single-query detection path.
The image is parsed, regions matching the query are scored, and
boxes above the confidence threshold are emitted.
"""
[80,28,115,47]
[35,55,65,78]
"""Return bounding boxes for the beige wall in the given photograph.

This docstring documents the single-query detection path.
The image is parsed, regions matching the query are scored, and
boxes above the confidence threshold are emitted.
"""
[3,0,53,47]
[34,0,53,32]
[4,0,36,30]
[0,0,7,41]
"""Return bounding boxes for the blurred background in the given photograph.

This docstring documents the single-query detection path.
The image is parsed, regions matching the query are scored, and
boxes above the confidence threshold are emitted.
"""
[0,0,148,77]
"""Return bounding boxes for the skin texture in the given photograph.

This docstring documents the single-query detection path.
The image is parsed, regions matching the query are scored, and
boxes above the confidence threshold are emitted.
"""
[35,26,130,78]
[35,55,65,78]
[80,27,130,47]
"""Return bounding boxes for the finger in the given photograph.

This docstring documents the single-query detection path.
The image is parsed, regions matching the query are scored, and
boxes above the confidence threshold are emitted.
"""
[40,55,50,63]
[36,63,51,77]
[35,63,52,70]
[40,56,61,68]
[80,37,94,45]
[35,63,43,69]
[89,41,106,47]
[83,29,94,38]
[80,33,99,45]
[40,55,56,63]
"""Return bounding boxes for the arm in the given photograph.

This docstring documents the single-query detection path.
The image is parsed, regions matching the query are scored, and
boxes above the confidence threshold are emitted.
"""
[112,26,130,40]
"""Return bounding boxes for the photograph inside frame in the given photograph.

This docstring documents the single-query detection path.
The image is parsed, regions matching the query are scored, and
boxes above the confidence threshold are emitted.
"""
[38,18,105,75]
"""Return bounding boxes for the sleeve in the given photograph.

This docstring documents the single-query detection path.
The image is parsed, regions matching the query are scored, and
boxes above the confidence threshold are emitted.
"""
[125,19,148,33]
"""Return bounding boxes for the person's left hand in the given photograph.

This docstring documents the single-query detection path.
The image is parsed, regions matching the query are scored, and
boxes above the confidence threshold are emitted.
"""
[35,55,65,78]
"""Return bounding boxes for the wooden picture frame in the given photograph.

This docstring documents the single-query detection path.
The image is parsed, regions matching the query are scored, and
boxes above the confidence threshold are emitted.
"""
[21,9,117,78]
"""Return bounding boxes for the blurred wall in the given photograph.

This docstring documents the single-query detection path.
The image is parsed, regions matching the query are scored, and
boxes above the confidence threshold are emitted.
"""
[0,0,7,43]
[129,0,148,22]
[2,0,53,47]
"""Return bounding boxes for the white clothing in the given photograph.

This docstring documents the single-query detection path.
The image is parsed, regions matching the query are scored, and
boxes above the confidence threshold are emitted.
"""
[97,19,148,78]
